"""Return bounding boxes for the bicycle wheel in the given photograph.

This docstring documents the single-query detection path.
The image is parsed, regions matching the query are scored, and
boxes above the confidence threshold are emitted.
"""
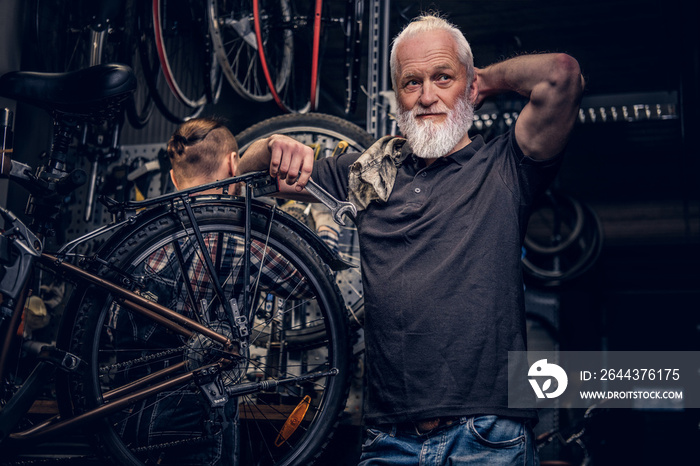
[208,0,292,103]
[140,0,207,123]
[153,0,209,108]
[236,113,375,327]
[64,198,350,466]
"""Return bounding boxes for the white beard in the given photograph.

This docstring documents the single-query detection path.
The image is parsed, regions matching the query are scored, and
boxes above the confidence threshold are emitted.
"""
[396,95,475,159]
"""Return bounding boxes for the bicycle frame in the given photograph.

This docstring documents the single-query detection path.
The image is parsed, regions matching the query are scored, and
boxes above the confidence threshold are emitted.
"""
[0,170,346,448]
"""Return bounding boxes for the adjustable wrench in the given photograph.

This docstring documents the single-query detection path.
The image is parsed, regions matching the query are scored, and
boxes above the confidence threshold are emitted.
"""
[304,178,357,226]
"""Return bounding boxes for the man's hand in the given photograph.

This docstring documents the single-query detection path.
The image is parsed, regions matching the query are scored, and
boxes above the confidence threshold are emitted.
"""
[267,134,315,191]
[238,134,315,192]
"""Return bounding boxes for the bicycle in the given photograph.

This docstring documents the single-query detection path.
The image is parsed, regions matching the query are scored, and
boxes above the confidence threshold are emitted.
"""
[0,63,351,466]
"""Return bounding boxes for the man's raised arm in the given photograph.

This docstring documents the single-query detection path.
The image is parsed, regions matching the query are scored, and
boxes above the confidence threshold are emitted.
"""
[475,53,585,160]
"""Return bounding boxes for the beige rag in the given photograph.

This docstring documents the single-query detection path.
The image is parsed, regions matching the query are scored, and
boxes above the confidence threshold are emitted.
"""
[348,136,410,210]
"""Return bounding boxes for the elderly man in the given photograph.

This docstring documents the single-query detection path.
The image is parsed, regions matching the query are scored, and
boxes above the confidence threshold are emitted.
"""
[239,13,584,466]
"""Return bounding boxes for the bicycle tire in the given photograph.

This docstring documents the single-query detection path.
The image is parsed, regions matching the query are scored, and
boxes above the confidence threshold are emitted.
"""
[524,190,585,255]
[522,201,604,284]
[236,113,375,328]
[64,198,350,466]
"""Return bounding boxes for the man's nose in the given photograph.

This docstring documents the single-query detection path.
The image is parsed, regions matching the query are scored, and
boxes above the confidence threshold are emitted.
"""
[419,82,438,107]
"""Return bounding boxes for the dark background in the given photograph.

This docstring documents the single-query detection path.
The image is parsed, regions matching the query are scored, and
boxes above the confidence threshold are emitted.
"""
[1,0,699,464]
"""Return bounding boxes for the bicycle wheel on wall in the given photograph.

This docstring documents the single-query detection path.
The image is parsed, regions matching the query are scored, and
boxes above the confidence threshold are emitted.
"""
[64,198,350,466]
[208,0,293,103]
[140,0,212,123]
[236,113,375,328]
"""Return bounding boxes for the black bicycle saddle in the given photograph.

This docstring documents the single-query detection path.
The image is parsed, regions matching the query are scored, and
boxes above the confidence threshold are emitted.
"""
[0,63,136,122]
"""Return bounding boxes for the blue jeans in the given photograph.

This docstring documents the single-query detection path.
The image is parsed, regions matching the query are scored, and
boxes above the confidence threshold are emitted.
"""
[359,415,538,466]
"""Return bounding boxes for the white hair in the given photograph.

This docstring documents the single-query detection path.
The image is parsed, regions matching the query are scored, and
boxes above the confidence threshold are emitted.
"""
[390,14,475,91]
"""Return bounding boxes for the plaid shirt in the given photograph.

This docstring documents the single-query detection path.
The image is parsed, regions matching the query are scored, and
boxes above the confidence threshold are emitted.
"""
[108,231,313,341]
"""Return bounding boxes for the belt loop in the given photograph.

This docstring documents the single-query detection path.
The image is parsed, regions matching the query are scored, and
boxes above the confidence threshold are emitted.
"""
[390,424,397,437]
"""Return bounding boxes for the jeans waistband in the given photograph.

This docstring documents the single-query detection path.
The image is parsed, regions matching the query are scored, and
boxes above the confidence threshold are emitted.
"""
[379,416,466,436]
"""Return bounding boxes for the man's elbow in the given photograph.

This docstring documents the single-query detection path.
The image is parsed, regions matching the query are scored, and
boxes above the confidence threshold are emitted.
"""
[551,53,584,101]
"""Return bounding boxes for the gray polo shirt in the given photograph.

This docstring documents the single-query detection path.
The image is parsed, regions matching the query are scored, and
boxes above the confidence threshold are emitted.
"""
[313,130,561,425]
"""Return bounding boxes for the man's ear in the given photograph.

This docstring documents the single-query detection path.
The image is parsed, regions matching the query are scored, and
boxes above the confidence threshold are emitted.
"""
[469,69,481,109]
[169,169,179,190]
[229,151,239,176]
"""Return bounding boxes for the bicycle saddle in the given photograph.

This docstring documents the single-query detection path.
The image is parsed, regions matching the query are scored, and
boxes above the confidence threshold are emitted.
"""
[0,63,136,122]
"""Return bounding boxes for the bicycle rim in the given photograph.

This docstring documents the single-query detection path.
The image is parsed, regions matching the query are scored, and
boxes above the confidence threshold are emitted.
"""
[66,199,350,466]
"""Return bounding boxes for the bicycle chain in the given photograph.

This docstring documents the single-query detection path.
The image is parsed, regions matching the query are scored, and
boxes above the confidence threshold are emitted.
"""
[98,347,185,374]
[131,434,208,453]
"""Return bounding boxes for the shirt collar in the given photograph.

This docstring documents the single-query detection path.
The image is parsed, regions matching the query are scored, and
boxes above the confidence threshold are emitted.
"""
[408,134,485,169]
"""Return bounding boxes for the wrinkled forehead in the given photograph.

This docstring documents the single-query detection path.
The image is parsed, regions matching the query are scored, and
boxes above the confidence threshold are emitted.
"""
[395,31,464,78]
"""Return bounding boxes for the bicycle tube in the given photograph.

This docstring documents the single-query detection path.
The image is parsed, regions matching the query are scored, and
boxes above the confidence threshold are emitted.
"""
[62,197,350,466]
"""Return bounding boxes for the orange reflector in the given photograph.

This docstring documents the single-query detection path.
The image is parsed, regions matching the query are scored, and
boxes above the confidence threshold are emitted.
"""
[275,395,311,447]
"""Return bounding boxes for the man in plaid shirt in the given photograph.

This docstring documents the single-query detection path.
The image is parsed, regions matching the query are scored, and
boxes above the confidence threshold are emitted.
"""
[108,117,313,465]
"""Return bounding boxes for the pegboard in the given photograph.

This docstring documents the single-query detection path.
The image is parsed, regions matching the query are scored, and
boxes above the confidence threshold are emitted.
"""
[62,143,173,252]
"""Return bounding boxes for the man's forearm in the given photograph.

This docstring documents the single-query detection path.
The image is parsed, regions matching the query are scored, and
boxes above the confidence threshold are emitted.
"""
[237,138,273,174]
